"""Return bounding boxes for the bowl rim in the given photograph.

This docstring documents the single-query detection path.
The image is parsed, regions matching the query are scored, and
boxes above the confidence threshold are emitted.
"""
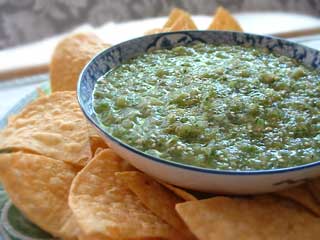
[78,30,320,176]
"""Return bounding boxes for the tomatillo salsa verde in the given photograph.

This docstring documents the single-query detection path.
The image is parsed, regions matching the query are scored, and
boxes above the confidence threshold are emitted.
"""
[93,43,320,170]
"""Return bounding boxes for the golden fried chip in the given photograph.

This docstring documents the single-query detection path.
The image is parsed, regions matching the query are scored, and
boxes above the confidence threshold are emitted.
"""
[274,184,320,216]
[169,14,197,31]
[208,6,243,31]
[158,180,198,201]
[163,8,184,28]
[176,196,320,240]
[146,8,197,35]
[0,91,91,166]
[164,8,197,31]
[308,178,320,203]
[88,124,100,138]
[164,8,193,29]
[0,152,80,239]
[69,149,177,239]
[116,171,196,240]
[50,32,111,92]
[90,136,108,154]
[87,125,108,153]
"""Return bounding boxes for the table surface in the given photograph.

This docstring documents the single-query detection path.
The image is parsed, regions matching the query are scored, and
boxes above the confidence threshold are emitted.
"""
[1,14,320,121]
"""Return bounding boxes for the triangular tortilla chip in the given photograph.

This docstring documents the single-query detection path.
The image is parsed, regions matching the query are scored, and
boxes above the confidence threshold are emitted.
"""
[208,6,243,31]
[170,15,197,31]
[176,196,320,240]
[0,91,91,166]
[116,171,196,239]
[274,184,320,216]
[0,152,80,239]
[165,8,197,31]
[164,8,188,28]
[69,149,177,239]
[146,8,197,35]
[50,32,111,92]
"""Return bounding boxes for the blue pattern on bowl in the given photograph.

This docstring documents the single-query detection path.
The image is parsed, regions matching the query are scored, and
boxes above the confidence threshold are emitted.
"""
[78,30,320,180]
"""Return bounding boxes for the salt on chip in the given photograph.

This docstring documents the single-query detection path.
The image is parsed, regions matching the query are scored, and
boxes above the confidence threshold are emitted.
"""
[69,149,177,239]
[157,180,198,201]
[50,32,111,92]
[0,91,91,166]
[208,6,243,31]
[116,171,196,240]
[308,177,320,203]
[0,152,80,239]
[176,195,320,240]
[274,184,320,216]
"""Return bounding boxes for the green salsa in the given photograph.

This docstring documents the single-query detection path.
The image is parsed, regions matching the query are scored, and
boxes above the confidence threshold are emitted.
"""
[93,43,320,170]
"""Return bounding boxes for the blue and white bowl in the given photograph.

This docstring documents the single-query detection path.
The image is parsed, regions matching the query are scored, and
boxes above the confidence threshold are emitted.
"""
[78,31,320,194]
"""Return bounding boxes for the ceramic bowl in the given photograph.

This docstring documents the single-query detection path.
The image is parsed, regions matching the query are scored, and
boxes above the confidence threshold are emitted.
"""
[78,30,320,194]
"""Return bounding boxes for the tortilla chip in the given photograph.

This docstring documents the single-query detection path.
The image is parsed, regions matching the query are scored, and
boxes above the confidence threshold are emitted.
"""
[308,178,320,203]
[274,184,320,216]
[116,171,196,240]
[157,180,198,201]
[169,14,197,31]
[88,124,100,138]
[176,195,320,240]
[163,8,184,28]
[50,32,111,92]
[87,125,108,153]
[0,152,80,239]
[69,149,177,239]
[208,6,243,31]
[164,8,197,31]
[164,8,194,29]
[0,91,91,166]
[146,8,197,35]
[90,136,108,154]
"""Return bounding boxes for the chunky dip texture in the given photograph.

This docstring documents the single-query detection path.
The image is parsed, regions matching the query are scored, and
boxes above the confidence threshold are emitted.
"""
[93,43,320,170]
